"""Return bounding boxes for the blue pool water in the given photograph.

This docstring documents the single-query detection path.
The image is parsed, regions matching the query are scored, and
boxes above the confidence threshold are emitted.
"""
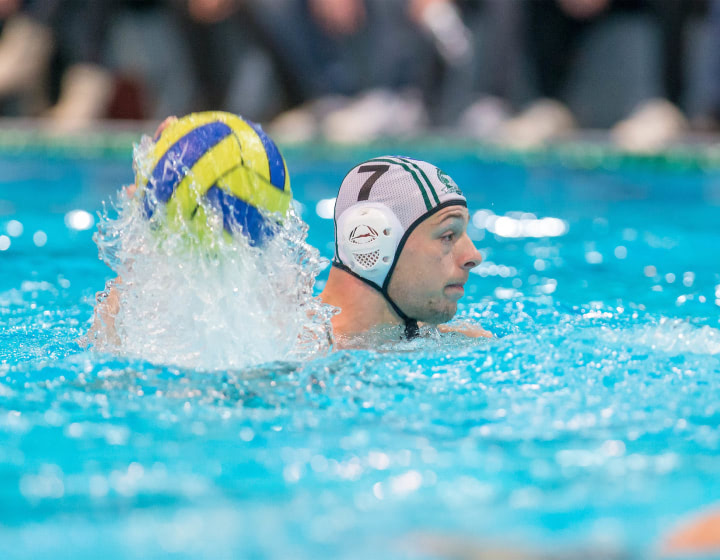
[1,145,720,559]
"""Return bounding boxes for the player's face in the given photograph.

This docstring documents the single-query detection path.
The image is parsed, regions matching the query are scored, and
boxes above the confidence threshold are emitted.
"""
[388,206,481,324]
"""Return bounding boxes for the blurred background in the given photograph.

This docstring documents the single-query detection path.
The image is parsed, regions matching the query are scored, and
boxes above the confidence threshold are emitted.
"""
[0,0,718,151]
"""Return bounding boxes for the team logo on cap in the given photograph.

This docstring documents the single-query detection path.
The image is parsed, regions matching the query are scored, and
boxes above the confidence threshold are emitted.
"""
[437,168,462,195]
[349,225,378,244]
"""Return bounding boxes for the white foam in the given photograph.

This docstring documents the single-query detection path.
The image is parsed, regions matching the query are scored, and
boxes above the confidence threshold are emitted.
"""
[89,175,334,370]
[601,318,720,356]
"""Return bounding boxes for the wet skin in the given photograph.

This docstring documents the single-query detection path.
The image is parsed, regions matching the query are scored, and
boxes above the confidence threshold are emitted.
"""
[388,205,482,325]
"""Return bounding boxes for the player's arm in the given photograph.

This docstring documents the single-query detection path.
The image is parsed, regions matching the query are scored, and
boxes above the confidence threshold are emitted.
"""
[661,507,720,556]
[87,118,176,345]
[87,183,136,343]
[87,278,121,345]
[437,322,492,338]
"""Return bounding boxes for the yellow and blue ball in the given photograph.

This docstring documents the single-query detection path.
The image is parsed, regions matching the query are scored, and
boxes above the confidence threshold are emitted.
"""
[136,111,292,245]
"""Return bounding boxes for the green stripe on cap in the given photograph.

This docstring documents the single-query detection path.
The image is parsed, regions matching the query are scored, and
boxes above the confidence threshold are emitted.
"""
[396,156,441,206]
[367,157,432,211]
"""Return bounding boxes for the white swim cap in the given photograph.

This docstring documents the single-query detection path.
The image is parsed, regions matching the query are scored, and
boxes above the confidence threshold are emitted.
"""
[333,155,467,335]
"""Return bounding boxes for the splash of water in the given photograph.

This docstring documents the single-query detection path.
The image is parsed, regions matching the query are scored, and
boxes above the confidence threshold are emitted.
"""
[87,136,335,370]
[600,317,720,356]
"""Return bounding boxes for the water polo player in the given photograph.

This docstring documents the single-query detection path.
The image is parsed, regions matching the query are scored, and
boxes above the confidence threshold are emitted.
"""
[90,115,489,351]
[320,156,490,343]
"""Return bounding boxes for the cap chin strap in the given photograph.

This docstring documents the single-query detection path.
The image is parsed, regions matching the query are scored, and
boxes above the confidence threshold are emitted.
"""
[331,261,419,339]
[335,202,418,338]
[380,284,419,339]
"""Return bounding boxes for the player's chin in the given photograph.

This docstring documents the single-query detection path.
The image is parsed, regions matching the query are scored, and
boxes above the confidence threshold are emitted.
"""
[419,302,457,325]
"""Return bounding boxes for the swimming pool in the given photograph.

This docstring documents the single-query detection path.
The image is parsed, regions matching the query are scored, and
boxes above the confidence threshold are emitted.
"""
[1,139,719,559]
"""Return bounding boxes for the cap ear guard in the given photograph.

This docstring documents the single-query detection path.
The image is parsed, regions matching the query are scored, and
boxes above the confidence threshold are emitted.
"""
[335,202,404,288]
